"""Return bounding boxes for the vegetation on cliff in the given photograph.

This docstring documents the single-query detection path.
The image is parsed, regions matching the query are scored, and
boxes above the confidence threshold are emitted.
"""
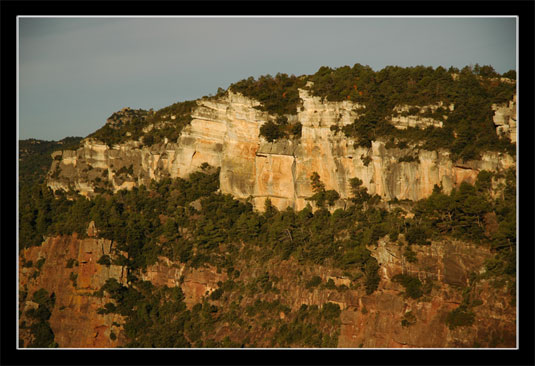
[19,137,83,190]
[18,61,517,347]
[230,73,307,116]
[20,288,58,348]
[19,147,516,347]
[55,63,514,160]
[231,63,515,159]
[315,63,515,160]
[87,101,196,147]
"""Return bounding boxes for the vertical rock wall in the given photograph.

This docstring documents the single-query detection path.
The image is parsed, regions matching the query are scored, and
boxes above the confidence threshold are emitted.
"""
[47,91,516,211]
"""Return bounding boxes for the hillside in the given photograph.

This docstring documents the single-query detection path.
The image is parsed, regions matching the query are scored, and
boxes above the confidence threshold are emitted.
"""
[18,63,517,348]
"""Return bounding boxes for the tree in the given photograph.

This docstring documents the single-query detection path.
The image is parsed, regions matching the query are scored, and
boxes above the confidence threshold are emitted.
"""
[349,177,371,206]
[291,122,302,137]
[310,172,325,194]
[260,121,285,142]
[142,134,154,146]
[502,70,516,80]
[308,173,339,208]
[324,190,340,206]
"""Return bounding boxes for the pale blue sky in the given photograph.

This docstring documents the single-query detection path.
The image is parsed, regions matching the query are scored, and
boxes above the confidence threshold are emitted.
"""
[18,17,517,141]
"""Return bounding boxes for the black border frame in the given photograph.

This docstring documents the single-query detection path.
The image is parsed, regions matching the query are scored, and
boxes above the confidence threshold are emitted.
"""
[2,1,534,365]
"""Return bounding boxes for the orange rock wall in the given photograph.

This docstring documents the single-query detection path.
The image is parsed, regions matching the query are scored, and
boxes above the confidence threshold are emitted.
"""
[47,91,516,211]
[19,234,516,348]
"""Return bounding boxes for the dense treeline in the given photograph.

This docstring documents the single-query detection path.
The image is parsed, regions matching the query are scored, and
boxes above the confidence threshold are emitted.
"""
[312,63,515,160]
[19,158,515,346]
[230,63,515,159]
[230,73,307,116]
[72,63,515,157]
[20,163,515,288]
[20,164,516,279]
[87,101,196,147]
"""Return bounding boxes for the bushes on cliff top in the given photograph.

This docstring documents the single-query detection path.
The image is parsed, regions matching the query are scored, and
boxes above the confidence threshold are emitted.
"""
[230,73,307,116]
[307,63,515,161]
[19,137,83,191]
[87,100,196,147]
[85,63,515,153]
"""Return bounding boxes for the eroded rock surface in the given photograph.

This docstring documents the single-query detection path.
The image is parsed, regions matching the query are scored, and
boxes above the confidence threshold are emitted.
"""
[47,90,515,211]
[492,94,517,143]
[19,233,515,348]
[19,234,126,348]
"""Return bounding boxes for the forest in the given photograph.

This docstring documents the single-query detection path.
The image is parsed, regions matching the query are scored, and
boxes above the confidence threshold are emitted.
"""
[19,150,516,347]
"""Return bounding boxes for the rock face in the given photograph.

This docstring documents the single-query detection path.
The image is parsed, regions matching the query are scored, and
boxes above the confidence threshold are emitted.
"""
[338,238,516,348]
[492,94,517,143]
[19,233,127,348]
[140,257,227,308]
[390,102,454,130]
[47,90,516,211]
[19,232,516,348]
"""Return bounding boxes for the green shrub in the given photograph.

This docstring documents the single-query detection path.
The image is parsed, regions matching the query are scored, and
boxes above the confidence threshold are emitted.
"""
[97,255,112,266]
[305,276,322,289]
[325,279,336,290]
[398,155,419,163]
[69,272,78,287]
[321,302,341,320]
[361,155,372,167]
[403,246,418,263]
[210,288,223,300]
[392,274,423,299]
[406,226,430,245]
[445,305,475,329]
[35,258,46,270]
[260,121,286,142]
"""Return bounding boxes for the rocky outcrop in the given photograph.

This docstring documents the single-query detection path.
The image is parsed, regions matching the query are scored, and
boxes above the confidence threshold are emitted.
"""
[492,94,517,143]
[337,237,516,348]
[390,102,454,130]
[19,232,516,348]
[47,90,516,211]
[19,231,127,348]
[140,258,227,308]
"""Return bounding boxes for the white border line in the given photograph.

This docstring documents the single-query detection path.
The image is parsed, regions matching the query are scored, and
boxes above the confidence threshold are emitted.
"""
[16,15,21,350]
[515,13,519,351]
[16,15,519,351]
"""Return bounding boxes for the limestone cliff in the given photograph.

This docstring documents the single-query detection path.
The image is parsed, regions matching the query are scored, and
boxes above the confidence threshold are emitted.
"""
[46,89,515,211]
[492,94,517,144]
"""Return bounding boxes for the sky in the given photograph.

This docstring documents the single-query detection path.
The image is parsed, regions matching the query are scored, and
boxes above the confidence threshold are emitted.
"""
[18,17,517,141]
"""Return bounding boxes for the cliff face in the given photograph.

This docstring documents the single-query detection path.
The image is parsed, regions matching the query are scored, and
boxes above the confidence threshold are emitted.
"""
[19,229,127,348]
[339,238,515,348]
[492,94,517,144]
[47,90,515,211]
[19,232,516,348]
